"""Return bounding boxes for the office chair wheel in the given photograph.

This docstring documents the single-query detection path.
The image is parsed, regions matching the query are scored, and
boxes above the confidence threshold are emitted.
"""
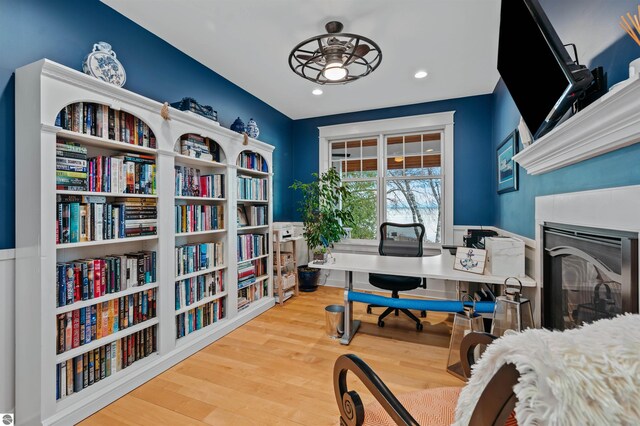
[416,322,423,331]
[420,311,427,318]
[367,306,372,314]
[377,319,385,328]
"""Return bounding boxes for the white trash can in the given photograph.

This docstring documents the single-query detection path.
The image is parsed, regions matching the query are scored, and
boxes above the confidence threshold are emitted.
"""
[325,304,345,339]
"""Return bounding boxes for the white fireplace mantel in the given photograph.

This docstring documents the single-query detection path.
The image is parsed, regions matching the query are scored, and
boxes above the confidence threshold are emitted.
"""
[513,75,640,175]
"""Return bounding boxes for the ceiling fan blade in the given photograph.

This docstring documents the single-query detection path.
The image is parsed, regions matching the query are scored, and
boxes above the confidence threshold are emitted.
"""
[296,54,315,61]
[346,44,371,64]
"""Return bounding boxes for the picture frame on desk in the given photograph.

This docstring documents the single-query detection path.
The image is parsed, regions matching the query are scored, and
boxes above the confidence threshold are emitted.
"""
[237,205,248,226]
[453,248,487,274]
[497,129,519,194]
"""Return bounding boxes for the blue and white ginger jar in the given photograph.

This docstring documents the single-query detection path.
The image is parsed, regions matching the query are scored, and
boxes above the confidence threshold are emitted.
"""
[82,42,126,87]
[246,118,260,139]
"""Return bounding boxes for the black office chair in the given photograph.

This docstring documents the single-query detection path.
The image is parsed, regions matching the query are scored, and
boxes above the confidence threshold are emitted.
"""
[367,222,427,331]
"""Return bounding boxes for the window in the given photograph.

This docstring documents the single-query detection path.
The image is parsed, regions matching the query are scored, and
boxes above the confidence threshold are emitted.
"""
[331,138,378,239]
[319,113,454,245]
[385,132,443,243]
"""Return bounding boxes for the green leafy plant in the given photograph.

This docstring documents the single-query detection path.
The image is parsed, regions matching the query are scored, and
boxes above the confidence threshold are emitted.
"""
[290,168,354,253]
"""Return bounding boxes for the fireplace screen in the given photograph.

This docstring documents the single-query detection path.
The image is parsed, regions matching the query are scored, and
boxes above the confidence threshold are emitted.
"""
[543,224,638,330]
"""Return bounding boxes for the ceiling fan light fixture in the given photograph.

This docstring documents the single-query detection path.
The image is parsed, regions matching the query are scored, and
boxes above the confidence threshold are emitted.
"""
[323,62,348,81]
[414,70,428,79]
[289,21,382,85]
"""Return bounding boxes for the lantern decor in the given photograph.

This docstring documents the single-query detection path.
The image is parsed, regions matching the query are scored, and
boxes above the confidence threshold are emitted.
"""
[446,295,485,381]
[490,277,535,337]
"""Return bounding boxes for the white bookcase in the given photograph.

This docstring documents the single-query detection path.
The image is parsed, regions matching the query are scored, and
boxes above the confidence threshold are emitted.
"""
[15,59,274,425]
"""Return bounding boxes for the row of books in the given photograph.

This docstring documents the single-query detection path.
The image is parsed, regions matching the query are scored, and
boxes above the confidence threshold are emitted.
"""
[56,289,157,355]
[55,102,157,148]
[176,299,224,339]
[237,233,268,261]
[245,205,268,226]
[237,261,256,289]
[86,154,156,195]
[175,242,224,278]
[237,176,268,200]
[175,270,224,310]
[174,166,225,198]
[56,251,156,308]
[56,195,157,244]
[237,151,268,172]
[175,204,224,233]
[56,142,88,191]
[56,325,157,401]
[237,281,268,312]
[178,133,221,162]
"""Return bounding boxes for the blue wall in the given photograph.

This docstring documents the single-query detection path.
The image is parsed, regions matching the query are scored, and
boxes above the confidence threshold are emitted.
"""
[291,95,495,226]
[493,0,640,238]
[0,0,294,249]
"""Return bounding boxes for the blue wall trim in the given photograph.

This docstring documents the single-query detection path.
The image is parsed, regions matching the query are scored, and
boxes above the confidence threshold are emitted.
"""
[0,0,295,249]
[290,95,496,226]
[492,0,640,238]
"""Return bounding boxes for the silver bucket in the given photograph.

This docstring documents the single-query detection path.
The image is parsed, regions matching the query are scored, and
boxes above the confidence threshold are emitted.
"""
[325,304,345,339]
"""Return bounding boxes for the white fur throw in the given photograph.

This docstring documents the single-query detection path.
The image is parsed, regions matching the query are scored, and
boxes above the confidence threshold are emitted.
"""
[453,314,640,426]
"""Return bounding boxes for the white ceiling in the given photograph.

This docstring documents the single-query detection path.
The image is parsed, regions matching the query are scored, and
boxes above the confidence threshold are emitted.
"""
[102,0,501,120]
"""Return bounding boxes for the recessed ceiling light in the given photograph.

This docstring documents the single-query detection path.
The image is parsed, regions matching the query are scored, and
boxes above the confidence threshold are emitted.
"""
[414,70,428,79]
[312,88,323,96]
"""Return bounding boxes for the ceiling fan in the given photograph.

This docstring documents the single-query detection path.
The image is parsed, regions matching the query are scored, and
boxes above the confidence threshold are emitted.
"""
[288,21,382,85]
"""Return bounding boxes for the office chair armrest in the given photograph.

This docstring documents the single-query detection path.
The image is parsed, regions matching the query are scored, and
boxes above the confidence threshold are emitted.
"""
[460,332,497,379]
[334,354,419,426]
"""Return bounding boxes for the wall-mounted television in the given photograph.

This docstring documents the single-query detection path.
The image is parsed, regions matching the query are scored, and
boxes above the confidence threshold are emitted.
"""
[498,0,594,139]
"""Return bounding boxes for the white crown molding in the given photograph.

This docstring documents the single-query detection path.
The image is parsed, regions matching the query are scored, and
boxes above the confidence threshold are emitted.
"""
[513,75,640,175]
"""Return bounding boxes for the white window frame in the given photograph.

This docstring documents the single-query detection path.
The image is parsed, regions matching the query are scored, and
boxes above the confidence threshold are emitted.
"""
[319,112,455,247]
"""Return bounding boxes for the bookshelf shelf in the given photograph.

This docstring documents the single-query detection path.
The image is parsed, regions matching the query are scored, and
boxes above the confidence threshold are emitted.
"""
[56,235,158,249]
[55,318,159,364]
[174,196,226,202]
[175,291,228,315]
[56,129,157,155]
[237,199,269,203]
[236,166,269,177]
[238,225,269,232]
[174,153,227,169]
[175,264,227,281]
[16,59,274,425]
[237,274,269,291]
[175,229,226,237]
[55,282,159,315]
[237,253,269,263]
[56,190,158,198]
[55,351,159,409]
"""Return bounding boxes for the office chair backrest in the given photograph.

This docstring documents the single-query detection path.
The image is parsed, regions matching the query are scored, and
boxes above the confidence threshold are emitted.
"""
[378,222,425,257]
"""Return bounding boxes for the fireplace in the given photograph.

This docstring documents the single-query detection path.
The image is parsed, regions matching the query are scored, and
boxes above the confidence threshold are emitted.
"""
[543,223,638,330]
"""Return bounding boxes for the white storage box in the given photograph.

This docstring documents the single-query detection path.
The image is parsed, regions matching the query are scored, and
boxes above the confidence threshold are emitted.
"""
[485,236,525,277]
[278,272,296,290]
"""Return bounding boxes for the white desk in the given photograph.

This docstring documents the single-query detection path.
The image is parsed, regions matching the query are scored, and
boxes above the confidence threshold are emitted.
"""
[311,251,536,344]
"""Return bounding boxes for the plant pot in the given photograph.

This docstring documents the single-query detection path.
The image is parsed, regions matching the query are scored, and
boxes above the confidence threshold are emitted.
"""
[313,252,328,264]
[298,265,320,292]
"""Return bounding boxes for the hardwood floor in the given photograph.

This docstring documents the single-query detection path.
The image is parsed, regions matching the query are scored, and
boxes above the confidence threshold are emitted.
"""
[80,286,462,425]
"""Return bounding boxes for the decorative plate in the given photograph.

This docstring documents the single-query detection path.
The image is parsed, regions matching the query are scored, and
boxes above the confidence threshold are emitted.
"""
[82,42,126,87]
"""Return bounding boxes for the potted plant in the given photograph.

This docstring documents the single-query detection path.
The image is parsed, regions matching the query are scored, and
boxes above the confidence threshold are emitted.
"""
[290,168,354,292]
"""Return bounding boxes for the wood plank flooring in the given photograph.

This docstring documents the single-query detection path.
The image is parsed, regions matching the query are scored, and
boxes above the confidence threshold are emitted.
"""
[80,286,462,425]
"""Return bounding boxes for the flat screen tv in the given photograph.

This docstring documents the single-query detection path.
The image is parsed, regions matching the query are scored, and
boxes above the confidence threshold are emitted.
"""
[498,0,593,139]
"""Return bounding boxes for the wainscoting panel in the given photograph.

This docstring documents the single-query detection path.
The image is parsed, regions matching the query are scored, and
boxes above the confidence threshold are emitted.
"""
[0,249,15,414]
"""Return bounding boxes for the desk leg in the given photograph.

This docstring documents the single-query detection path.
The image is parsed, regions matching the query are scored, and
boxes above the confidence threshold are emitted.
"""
[340,270,360,345]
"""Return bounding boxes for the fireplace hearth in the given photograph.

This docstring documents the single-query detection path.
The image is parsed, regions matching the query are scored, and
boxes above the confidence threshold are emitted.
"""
[543,223,638,330]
